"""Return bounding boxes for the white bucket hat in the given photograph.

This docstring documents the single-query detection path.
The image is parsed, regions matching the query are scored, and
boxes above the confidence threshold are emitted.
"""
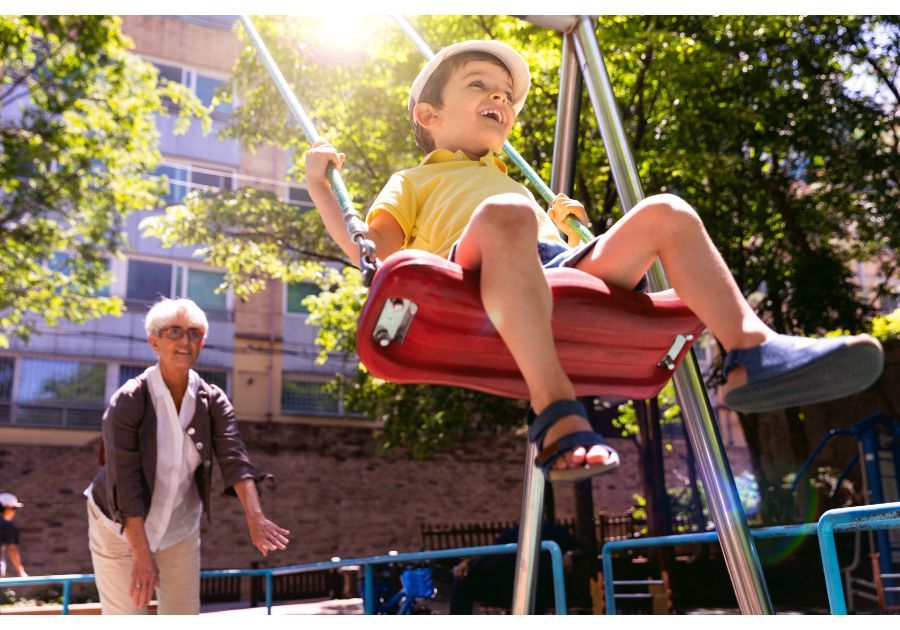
[0,493,23,508]
[409,40,531,115]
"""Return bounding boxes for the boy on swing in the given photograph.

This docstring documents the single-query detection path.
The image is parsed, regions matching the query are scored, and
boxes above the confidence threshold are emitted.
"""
[305,40,884,483]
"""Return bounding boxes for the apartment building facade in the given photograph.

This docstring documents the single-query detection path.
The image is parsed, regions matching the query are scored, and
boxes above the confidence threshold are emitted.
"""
[0,16,364,450]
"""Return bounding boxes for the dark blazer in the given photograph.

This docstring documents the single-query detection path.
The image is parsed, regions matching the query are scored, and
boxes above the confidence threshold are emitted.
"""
[90,374,260,531]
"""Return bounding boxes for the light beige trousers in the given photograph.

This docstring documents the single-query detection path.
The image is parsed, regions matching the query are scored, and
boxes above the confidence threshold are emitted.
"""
[86,500,201,615]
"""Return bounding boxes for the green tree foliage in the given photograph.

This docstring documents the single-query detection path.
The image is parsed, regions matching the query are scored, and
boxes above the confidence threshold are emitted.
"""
[0,15,209,348]
[145,16,897,453]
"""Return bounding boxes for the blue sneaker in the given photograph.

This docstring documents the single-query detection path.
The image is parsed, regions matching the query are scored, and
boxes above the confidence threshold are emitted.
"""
[722,334,884,413]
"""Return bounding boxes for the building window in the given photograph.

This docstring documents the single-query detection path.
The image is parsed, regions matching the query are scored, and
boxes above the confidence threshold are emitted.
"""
[126,259,173,303]
[196,368,229,394]
[286,282,322,315]
[15,358,106,429]
[881,293,900,315]
[119,364,145,387]
[47,252,111,297]
[286,185,314,210]
[125,259,229,313]
[186,269,227,312]
[0,357,12,401]
[190,167,233,193]
[155,162,234,204]
[281,380,339,416]
[0,357,12,425]
[195,74,233,116]
[155,164,189,203]
[152,61,232,118]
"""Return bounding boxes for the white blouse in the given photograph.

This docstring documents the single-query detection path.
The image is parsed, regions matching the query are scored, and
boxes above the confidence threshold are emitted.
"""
[87,365,203,552]
[143,364,203,552]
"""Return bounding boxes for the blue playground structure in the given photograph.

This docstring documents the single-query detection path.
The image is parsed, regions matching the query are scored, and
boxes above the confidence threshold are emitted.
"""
[792,412,900,610]
[600,412,900,614]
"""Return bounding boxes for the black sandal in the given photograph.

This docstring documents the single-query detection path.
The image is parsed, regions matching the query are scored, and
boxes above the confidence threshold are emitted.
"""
[527,400,620,483]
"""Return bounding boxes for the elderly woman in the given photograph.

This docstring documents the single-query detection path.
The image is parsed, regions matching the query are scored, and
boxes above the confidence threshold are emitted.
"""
[84,297,289,614]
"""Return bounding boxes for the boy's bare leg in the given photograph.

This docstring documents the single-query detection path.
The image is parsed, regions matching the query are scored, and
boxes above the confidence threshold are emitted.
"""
[454,194,613,470]
[572,193,777,392]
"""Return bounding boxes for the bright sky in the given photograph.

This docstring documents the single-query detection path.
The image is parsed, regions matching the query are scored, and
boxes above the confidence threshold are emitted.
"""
[11,1,900,14]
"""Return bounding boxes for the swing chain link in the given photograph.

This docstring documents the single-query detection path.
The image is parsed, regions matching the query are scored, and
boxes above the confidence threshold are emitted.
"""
[356,235,379,288]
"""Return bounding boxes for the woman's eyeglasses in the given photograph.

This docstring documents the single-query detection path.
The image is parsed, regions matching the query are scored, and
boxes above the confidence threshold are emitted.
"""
[159,326,205,342]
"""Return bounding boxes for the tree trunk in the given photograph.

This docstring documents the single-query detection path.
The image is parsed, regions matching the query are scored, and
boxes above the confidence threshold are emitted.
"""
[637,398,674,572]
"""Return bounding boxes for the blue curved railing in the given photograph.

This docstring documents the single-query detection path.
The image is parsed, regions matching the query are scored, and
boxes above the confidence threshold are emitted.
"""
[818,502,900,614]
[600,523,818,614]
[0,541,567,615]
[602,503,900,615]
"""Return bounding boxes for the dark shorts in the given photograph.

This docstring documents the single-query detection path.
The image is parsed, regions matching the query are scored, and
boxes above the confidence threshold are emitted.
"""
[448,237,648,292]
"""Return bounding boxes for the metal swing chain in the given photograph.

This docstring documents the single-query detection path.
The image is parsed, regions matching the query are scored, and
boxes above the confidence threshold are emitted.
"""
[239,16,380,287]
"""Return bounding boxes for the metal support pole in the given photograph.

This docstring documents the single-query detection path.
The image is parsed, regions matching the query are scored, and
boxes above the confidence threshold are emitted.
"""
[571,16,774,614]
[62,580,71,615]
[510,33,585,616]
[511,442,546,614]
[549,33,582,196]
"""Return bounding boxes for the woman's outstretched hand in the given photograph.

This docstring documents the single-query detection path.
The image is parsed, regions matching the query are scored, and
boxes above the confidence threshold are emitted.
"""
[247,513,290,557]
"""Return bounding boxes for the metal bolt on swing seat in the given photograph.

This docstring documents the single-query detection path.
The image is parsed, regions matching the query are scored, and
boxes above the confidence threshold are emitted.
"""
[373,298,418,347]
[657,334,694,371]
[374,328,392,347]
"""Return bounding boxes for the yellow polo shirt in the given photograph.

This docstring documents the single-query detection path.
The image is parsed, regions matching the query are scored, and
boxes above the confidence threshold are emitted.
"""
[366,149,567,259]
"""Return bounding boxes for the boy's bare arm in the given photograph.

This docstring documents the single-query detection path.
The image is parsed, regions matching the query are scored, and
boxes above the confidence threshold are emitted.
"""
[305,141,404,265]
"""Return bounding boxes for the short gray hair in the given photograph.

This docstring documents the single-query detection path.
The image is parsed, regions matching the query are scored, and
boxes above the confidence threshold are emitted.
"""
[144,298,209,340]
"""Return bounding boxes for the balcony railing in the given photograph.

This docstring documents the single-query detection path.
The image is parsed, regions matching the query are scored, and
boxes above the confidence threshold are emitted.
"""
[0,402,104,429]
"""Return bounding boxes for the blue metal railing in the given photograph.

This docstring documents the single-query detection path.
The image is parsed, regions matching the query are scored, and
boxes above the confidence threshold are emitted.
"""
[0,541,566,615]
[600,523,819,614]
[0,574,96,615]
[818,502,900,614]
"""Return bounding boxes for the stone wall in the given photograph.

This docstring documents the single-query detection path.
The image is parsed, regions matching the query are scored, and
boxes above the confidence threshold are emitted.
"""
[1,418,737,576]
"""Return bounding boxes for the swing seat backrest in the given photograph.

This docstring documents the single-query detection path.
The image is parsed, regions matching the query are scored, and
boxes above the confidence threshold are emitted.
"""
[357,250,705,401]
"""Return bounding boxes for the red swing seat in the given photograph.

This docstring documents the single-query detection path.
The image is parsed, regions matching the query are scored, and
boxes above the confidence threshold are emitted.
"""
[357,250,706,400]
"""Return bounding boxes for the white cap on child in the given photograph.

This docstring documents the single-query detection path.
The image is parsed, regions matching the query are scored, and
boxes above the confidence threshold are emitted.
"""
[0,493,23,508]
[409,40,531,115]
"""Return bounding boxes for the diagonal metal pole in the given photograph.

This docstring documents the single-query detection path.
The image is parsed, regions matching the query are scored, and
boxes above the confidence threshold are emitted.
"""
[570,16,774,614]
[510,30,586,617]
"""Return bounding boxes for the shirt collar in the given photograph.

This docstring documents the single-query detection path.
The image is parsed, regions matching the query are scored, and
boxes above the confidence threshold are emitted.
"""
[147,364,198,400]
[419,149,509,173]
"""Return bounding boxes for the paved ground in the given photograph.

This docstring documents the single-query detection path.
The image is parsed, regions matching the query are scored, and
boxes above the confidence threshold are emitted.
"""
[199,599,836,616]
[200,598,365,615]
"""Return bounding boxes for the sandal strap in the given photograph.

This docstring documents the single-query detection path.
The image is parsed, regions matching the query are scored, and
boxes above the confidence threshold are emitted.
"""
[723,348,748,380]
[527,399,588,446]
[537,431,614,471]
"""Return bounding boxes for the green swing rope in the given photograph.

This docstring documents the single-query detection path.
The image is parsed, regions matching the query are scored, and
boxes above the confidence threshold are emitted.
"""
[393,15,594,244]
[239,16,379,285]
